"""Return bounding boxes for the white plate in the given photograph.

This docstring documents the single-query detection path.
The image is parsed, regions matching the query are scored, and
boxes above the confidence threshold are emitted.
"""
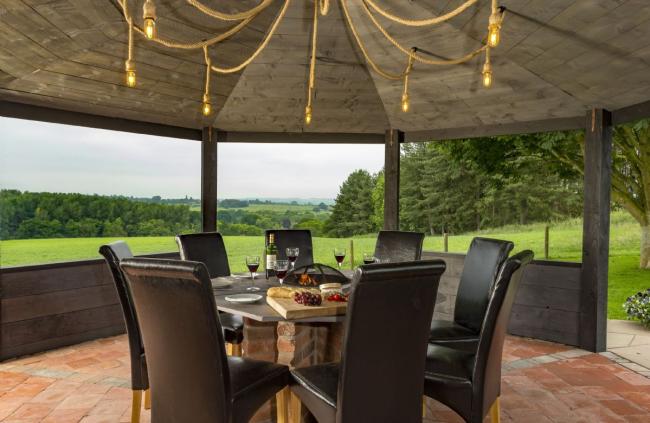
[225,294,263,304]
[211,278,233,289]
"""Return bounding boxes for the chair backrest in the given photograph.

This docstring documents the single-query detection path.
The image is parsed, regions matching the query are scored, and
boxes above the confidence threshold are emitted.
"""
[98,241,147,390]
[265,229,314,268]
[120,258,231,423]
[454,237,514,332]
[175,232,231,278]
[473,250,534,419]
[337,260,446,423]
[373,230,425,262]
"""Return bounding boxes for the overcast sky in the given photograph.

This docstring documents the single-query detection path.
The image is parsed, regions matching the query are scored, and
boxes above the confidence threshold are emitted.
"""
[0,117,385,199]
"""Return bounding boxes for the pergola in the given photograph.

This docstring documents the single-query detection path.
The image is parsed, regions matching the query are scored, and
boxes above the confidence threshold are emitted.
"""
[1,0,650,354]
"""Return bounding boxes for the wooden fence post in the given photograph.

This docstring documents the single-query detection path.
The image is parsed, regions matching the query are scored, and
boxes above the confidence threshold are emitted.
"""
[443,233,449,253]
[349,239,355,270]
[544,225,550,259]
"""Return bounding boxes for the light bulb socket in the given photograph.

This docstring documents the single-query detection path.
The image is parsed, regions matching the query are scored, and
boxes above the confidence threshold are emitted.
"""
[304,105,312,124]
[125,60,134,72]
[143,0,157,20]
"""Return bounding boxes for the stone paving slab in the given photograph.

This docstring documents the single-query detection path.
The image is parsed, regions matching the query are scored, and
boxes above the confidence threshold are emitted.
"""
[0,334,649,422]
[607,319,650,369]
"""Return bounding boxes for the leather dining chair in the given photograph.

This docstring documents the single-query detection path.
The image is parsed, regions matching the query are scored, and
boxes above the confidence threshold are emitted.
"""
[99,242,149,423]
[373,230,425,262]
[265,229,314,268]
[175,232,244,356]
[423,250,534,423]
[119,258,290,423]
[429,237,514,352]
[289,260,446,423]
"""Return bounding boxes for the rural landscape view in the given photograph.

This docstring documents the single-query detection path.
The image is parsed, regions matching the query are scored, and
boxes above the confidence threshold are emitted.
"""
[2,118,649,322]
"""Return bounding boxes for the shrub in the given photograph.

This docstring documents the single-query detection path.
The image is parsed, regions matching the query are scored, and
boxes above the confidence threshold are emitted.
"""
[623,289,650,328]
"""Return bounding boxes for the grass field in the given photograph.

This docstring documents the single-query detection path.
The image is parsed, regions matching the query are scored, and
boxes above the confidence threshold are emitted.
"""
[1,212,646,319]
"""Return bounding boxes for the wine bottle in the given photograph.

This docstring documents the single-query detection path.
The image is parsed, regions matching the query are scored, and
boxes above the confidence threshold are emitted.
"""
[265,232,278,278]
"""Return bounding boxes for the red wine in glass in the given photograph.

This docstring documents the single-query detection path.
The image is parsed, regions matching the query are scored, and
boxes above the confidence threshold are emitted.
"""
[333,248,346,270]
[276,269,288,279]
[335,255,345,264]
[247,263,259,273]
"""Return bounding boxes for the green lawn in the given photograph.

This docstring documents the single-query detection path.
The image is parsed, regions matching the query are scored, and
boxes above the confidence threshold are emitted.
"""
[1,212,646,319]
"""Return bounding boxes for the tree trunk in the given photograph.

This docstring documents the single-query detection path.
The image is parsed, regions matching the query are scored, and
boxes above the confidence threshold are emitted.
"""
[642,224,650,269]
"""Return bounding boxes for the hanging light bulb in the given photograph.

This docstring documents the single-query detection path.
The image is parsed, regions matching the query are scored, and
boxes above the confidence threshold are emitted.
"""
[401,93,410,112]
[125,60,136,88]
[304,105,312,125]
[202,94,212,116]
[487,8,503,47]
[482,62,493,88]
[143,0,157,39]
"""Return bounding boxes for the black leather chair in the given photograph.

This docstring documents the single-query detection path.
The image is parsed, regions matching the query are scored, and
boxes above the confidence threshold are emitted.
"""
[175,232,244,356]
[373,230,425,262]
[120,258,290,423]
[289,260,446,423]
[99,241,149,423]
[423,250,534,423]
[265,229,314,269]
[429,237,514,352]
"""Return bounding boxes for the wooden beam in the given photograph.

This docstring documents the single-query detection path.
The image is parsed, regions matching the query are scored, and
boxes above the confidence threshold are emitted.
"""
[613,99,650,125]
[405,116,585,142]
[220,131,385,144]
[0,100,202,141]
[579,108,612,353]
[201,127,218,232]
[383,129,402,231]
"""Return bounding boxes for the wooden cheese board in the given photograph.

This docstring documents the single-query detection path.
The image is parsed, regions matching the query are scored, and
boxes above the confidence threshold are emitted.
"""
[266,296,348,320]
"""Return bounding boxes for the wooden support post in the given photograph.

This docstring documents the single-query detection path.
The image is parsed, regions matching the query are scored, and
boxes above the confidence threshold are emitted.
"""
[580,108,612,353]
[544,225,550,259]
[384,129,403,231]
[201,127,218,232]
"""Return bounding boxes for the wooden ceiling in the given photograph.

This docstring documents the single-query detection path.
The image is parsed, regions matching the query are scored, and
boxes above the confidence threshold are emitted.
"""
[1,0,649,136]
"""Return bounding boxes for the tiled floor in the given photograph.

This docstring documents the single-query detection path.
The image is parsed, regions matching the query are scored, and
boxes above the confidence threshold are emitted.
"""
[607,320,650,373]
[0,335,649,422]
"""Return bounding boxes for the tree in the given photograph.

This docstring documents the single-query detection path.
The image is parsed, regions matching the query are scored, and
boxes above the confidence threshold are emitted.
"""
[536,119,650,269]
[324,170,377,237]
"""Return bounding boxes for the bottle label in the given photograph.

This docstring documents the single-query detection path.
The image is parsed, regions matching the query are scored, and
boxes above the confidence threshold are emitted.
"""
[266,254,277,270]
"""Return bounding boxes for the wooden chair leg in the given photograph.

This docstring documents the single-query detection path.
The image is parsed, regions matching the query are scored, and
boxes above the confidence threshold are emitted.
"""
[490,397,500,423]
[226,343,233,356]
[290,391,302,423]
[422,396,427,417]
[131,390,142,423]
[143,389,151,410]
[231,343,242,357]
[276,387,291,423]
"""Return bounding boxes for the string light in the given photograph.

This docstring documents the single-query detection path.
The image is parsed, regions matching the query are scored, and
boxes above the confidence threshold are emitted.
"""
[201,46,212,116]
[401,93,410,112]
[143,0,156,39]
[125,17,136,88]
[304,105,312,125]
[482,47,493,88]
[401,50,414,112]
[488,2,504,47]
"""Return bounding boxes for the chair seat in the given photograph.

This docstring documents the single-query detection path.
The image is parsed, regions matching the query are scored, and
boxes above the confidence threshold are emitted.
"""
[220,313,244,344]
[425,344,475,381]
[429,320,480,352]
[228,357,289,423]
[290,363,339,423]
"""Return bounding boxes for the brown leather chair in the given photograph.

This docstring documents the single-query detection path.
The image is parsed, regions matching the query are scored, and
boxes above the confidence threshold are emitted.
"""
[373,230,425,262]
[265,229,314,269]
[289,260,446,423]
[175,232,244,355]
[99,242,150,423]
[120,258,290,423]
[424,250,534,423]
[429,237,514,352]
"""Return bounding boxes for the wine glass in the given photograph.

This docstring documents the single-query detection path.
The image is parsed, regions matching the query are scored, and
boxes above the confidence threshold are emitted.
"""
[286,247,299,269]
[363,252,376,264]
[246,256,261,291]
[275,260,289,285]
[333,248,346,270]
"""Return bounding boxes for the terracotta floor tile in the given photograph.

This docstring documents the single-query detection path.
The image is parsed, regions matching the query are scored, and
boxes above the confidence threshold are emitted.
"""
[54,394,103,411]
[40,409,86,423]
[599,399,646,415]
[8,403,55,420]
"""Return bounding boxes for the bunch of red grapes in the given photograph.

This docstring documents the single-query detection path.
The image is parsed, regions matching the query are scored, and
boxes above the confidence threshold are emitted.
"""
[293,291,322,306]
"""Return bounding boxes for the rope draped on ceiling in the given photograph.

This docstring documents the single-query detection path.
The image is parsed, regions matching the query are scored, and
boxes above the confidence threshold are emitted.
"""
[117,0,506,124]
